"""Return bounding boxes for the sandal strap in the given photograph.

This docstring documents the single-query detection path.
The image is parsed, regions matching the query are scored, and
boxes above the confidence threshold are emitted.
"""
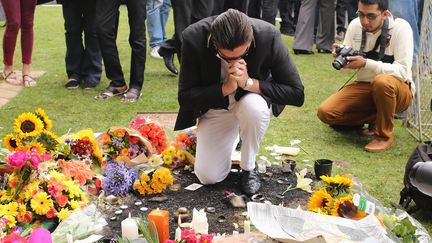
[4,71,15,79]
[125,88,142,97]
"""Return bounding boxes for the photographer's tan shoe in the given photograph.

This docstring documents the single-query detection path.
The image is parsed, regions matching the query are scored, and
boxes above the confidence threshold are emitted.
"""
[364,137,394,152]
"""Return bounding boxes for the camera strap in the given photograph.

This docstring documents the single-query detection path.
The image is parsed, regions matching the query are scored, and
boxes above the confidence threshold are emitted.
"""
[360,18,389,61]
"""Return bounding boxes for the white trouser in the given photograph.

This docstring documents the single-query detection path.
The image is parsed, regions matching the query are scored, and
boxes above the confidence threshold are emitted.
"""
[194,93,271,185]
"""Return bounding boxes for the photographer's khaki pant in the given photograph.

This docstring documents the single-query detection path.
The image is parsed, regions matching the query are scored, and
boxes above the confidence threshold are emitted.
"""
[317,74,413,139]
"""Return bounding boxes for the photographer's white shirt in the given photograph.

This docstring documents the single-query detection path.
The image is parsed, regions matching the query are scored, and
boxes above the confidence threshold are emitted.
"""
[343,12,415,95]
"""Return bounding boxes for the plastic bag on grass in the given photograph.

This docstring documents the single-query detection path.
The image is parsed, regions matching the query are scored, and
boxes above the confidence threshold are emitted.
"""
[51,204,107,243]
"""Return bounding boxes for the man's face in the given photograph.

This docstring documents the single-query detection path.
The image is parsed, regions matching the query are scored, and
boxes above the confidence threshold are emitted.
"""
[217,43,250,63]
[357,2,388,33]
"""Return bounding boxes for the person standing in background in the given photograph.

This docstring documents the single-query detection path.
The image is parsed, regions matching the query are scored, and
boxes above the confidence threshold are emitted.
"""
[60,0,103,90]
[335,0,357,41]
[94,0,146,103]
[147,0,171,59]
[279,0,300,36]
[293,0,335,54]
[0,0,38,87]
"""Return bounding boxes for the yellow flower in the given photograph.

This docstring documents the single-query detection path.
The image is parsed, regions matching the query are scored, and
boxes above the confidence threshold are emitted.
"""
[31,192,54,215]
[37,130,59,153]
[56,208,71,221]
[177,150,186,161]
[321,175,353,188]
[49,170,66,181]
[162,146,176,157]
[63,180,82,198]
[163,154,173,165]
[0,202,18,217]
[0,189,14,202]
[35,108,53,131]
[3,214,17,228]
[3,134,22,152]
[13,112,44,139]
[69,200,80,210]
[307,189,332,214]
[330,195,366,220]
[24,141,46,155]
[140,173,151,184]
[330,195,353,217]
[22,181,41,201]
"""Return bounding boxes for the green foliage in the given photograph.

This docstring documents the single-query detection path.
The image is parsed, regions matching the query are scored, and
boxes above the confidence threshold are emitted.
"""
[136,216,159,243]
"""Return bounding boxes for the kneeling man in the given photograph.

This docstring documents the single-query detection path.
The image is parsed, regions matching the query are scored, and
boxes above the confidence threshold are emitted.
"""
[317,0,414,152]
[174,9,304,195]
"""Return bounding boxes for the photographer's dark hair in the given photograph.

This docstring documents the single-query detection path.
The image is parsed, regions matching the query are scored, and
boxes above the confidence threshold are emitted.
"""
[211,9,253,50]
[358,0,388,11]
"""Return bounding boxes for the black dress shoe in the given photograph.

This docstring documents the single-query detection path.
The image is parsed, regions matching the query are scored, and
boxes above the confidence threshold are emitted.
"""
[293,49,314,55]
[158,49,178,75]
[240,170,261,195]
[317,49,332,54]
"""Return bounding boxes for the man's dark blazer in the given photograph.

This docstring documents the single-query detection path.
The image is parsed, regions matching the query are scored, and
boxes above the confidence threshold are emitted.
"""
[174,16,304,130]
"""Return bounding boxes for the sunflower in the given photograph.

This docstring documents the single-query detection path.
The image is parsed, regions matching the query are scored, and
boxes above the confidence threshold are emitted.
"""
[24,141,46,155]
[35,108,53,131]
[14,112,44,139]
[321,175,353,196]
[30,192,54,215]
[307,189,332,214]
[330,195,366,220]
[37,130,59,153]
[3,134,22,151]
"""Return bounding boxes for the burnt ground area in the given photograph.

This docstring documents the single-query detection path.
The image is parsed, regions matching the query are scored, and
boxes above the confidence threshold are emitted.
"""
[98,165,315,241]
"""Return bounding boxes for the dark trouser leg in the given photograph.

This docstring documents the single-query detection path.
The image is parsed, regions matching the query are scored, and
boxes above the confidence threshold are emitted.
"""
[335,0,346,33]
[96,0,125,87]
[125,0,147,91]
[62,0,84,80]
[261,0,279,25]
[81,0,102,82]
[191,0,213,24]
[247,0,262,18]
[315,0,335,51]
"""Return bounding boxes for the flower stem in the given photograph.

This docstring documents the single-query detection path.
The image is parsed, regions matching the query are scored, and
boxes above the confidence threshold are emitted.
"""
[282,185,297,195]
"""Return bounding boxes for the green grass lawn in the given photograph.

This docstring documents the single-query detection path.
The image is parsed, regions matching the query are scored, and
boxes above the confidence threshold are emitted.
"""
[0,6,431,234]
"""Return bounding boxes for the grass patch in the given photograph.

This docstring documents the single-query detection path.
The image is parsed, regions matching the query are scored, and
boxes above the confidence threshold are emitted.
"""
[0,6,430,234]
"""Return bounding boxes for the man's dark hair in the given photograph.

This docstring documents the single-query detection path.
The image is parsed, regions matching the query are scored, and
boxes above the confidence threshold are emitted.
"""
[358,0,388,11]
[211,9,253,50]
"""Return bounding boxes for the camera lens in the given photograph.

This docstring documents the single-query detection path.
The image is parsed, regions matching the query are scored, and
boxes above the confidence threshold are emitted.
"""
[332,56,347,70]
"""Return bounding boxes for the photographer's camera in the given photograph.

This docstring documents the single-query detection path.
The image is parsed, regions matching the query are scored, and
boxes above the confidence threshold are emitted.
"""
[332,45,366,70]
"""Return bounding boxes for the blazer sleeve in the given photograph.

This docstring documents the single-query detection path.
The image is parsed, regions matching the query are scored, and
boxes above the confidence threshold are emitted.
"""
[258,29,304,107]
[177,30,229,111]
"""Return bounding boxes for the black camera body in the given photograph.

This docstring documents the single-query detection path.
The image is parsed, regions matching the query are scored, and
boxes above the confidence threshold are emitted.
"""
[332,45,366,70]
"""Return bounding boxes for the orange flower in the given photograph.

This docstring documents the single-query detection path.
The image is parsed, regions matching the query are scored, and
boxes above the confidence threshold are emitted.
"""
[101,134,111,144]
[56,194,68,207]
[45,208,57,218]
[114,129,126,138]
[130,136,140,144]
[120,148,129,156]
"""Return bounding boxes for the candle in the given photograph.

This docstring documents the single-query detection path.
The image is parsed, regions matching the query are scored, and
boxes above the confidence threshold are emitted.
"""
[175,227,182,241]
[243,220,250,233]
[148,208,170,243]
[191,208,208,234]
[121,213,139,240]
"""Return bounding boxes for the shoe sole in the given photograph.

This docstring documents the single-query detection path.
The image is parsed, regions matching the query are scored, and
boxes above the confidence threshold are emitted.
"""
[66,86,79,89]
[364,142,393,152]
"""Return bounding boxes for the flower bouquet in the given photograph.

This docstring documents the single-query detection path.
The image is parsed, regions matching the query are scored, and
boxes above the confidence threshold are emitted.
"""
[56,128,103,166]
[307,174,367,220]
[133,167,174,195]
[3,109,58,156]
[174,127,197,156]
[98,127,155,168]
[160,146,194,170]
[0,149,89,236]
[130,117,169,154]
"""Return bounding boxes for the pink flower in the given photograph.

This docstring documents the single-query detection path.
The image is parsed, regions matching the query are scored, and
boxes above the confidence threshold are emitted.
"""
[41,153,52,161]
[198,234,214,243]
[7,152,30,169]
[29,155,40,168]
[1,232,27,243]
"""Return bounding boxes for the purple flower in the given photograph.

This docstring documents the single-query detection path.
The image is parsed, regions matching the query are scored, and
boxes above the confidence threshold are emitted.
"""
[102,162,137,196]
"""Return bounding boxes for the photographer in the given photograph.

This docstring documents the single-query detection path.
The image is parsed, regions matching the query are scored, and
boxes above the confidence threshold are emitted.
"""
[317,0,414,152]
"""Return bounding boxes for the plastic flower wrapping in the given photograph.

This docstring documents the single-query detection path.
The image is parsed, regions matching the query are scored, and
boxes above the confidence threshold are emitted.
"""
[307,174,366,220]
[133,167,174,195]
[130,117,169,154]
[3,108,59,155]
[98,127,154,168]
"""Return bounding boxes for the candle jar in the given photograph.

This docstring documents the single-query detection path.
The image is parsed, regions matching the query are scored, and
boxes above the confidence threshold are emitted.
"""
[148,209,170,243]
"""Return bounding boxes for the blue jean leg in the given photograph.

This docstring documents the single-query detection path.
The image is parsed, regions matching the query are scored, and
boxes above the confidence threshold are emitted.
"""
[147,0,164,48]
[389,0,420,56]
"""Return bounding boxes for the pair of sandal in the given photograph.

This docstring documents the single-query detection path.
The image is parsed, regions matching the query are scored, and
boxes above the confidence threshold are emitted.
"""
[94,85,142,103]
[1,71,37,87]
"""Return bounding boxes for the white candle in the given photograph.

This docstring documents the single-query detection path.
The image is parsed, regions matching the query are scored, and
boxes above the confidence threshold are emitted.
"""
[175,227,182,241]
[121,213,139,240]
[243,220,250,233]
[191,208,208,234]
